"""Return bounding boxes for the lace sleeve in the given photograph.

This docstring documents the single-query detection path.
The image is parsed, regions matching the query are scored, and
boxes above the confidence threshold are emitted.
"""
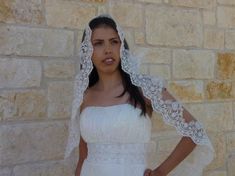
[126,73,214,175]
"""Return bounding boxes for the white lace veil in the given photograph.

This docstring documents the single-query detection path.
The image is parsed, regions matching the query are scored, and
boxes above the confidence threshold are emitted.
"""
[65,14,214,175]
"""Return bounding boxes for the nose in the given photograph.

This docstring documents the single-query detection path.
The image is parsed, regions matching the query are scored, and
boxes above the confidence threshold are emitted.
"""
[104,43,112,54]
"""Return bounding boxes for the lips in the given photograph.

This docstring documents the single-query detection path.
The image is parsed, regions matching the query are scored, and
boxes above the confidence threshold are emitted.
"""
[102,57,115,65]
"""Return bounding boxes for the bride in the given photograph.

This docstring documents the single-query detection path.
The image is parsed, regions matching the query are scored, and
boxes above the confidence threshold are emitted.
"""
[65,14,214,176]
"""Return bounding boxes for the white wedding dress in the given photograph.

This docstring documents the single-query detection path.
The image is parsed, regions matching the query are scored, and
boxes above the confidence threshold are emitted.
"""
[79,103,152,176]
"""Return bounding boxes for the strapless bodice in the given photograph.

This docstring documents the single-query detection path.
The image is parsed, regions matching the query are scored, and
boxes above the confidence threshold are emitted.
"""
[80,103,152,144]
[79,104,152,176]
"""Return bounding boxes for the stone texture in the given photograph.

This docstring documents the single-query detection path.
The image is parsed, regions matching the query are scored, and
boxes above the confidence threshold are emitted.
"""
[206,133,226,170]
[204,170,227,176]
[227,132,235,153]
[187,103,233,132]
[133,47,171,64]
[0,0,44,24]
[134,30,145,45]
[206,81,233,100]
[138,0,162,3]
[149,65,170,80]
[218,0,235,5]
[0,26,74,57]
[48,82,73,119]
[218,6,235,28]
[217,53,235,80]
[204,28,224,49]
[146,6,202,47]
[169,80,204,102]
[203,10,216,26]
[225,30,235,50]
[110,2,143,28]
[0,59,41,88]
[157,137,181,153]
[167,0,216,9]
[13,161,73,176]
[227,154,235,176]
[151,112,176,132]
[81,0,106,2]
[173,50,215,79]
[0,167,12,176]
[0,90,47,120]
[43,60,75,78]
[0,121,67,166]
[45,0,96,29]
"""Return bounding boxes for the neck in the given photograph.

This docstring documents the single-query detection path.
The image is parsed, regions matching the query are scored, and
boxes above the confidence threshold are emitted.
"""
[96,71,123,91]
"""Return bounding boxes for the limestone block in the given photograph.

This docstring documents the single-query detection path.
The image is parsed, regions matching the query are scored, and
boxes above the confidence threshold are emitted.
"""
[134,30,145,45]
[169,80,204,102]
[133,47,171,64]
[218,0,235,5]
[81,0,106,2]
[0,0,44,24]
[48,82,73,119]
[218,6,235,28]
[173,50,215,79]
[43,60,75,78]
[146,6,202,47]
[204,170,227,176]
[0,59,41,88]
[187,103,233,132]
[217,53,235,79]
[227,132,235,153]
[227,154,235,176]
[204,28,224,49]
[151,112,176,132]
[206,81,233,100]
[149,65,170,80]
[0,121,67,166]
[157,137,181,153]
[13,161,73,176]
[0,26,74,57]
[225,30,235,50]
[45,0,96,29]
[0,167,11,176]
[110,2,143,28]
[138,0,162,3]
[167,0,216,9]
[203,10,216,25]
[206,133,226,170]
[0,90,47,120]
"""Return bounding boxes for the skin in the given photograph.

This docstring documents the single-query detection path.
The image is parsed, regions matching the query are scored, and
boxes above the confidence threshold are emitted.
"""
[75,26,196,176]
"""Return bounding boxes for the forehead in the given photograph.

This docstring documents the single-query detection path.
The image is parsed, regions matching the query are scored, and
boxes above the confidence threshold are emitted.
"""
[91,26,119,40]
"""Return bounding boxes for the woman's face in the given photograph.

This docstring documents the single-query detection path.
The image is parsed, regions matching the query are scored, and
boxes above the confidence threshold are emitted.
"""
[91,26,121,74]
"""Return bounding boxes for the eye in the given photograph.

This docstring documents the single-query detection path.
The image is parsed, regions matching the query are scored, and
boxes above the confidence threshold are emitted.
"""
[111,40,120,45]
[93,41,103,46]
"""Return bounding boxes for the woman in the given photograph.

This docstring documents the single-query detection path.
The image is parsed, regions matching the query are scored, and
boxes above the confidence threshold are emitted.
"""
[65,14,214,176]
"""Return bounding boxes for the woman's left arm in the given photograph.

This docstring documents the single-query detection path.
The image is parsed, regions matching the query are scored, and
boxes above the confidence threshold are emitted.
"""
[145,88,197,176]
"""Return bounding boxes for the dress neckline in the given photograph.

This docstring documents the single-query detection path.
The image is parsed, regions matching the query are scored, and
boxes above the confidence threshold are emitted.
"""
[80,103,145,116]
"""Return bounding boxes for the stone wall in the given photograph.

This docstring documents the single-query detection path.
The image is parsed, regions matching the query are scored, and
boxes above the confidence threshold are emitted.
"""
[0,0,234,175]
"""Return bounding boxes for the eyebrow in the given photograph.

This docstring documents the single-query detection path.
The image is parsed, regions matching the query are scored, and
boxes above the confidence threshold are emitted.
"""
[92,37,120,42]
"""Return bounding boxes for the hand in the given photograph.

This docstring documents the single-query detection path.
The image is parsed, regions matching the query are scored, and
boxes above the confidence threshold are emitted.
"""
[144,168,154,176]
[143,168,165,176]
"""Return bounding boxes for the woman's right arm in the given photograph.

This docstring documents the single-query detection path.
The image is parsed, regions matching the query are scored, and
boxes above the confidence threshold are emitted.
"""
[75,136,88,176]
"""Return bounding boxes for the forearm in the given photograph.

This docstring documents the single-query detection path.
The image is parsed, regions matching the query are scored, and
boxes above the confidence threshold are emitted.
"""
[75,157,86,176]
[155,136,196,176]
